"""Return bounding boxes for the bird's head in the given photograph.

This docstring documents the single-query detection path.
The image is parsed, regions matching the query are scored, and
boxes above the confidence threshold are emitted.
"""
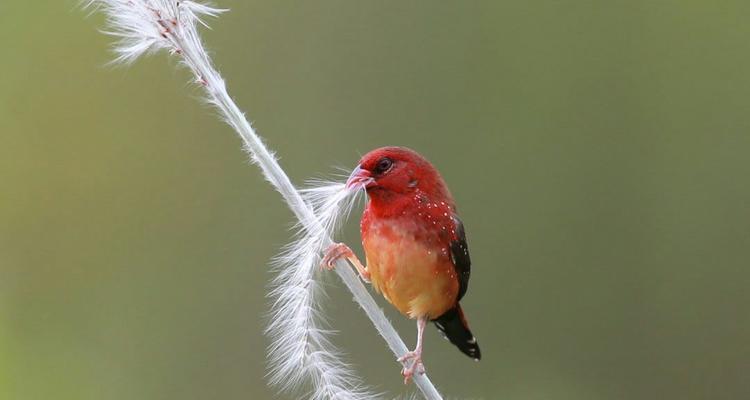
[347,146,452,205]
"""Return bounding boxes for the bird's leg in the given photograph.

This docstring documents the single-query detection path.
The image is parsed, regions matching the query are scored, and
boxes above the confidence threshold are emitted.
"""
[321,243,371,283]
[398,317,427,384]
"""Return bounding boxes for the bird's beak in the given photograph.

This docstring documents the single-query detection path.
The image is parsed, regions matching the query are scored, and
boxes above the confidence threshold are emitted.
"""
[346,165,375,190]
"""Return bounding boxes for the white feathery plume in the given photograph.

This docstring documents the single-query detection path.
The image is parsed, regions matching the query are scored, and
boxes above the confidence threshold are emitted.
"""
[266,180,373,399]
[83,1,443,399]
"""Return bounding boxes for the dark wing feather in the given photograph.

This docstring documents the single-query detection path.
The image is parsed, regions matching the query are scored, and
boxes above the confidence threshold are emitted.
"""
[449,216,471,301]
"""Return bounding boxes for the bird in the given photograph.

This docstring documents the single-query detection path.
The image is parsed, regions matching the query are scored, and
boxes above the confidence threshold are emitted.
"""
[321,146,480,383]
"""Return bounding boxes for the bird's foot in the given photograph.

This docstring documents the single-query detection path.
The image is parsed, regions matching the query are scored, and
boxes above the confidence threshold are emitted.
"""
[320,243,354,270]
[398,350,425,384]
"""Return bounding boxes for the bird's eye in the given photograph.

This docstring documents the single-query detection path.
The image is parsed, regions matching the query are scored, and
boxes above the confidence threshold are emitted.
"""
[374,157,393,174]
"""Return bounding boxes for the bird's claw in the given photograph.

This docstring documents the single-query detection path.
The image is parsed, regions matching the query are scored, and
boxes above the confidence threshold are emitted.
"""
[398,351,425,384]
[397,351,416,363]
[320,243,353,271]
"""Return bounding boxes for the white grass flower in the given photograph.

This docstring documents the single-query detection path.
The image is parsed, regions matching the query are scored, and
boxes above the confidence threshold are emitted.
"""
[84,1,443,399]
[267,181,372,399]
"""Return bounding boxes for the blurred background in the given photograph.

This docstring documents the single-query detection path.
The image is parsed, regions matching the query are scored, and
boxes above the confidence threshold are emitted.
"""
[2,1,750,399]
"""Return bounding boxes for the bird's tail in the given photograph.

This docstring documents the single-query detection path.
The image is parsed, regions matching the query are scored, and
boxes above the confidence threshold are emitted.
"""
[433,304,481,360]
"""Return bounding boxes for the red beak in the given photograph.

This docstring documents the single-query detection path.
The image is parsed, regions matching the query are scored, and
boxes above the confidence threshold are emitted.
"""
[346,165,375,189]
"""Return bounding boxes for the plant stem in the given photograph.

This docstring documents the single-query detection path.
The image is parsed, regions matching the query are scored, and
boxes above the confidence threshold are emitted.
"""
[175,10,442,400]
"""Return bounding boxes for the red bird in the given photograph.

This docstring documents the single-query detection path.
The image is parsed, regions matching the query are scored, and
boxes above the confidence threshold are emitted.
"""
[322,146,480,382]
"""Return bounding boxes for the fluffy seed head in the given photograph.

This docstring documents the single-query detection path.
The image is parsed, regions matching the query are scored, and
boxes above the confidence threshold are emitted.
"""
[84,2,379,398]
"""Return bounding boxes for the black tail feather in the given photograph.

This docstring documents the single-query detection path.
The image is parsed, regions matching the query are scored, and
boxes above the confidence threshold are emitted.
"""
[433,305,481,360]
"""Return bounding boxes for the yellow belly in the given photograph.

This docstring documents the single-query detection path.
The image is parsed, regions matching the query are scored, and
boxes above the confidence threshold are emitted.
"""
[363,221,458,319]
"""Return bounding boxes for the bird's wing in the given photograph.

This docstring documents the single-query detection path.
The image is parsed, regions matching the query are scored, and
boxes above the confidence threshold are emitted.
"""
[449,216,472,301]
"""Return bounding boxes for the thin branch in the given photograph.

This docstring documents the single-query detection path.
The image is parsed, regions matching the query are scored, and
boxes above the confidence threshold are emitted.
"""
[84,1,442,399]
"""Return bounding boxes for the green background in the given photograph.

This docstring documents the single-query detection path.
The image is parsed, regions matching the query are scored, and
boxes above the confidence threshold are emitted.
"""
[2,1,749,399]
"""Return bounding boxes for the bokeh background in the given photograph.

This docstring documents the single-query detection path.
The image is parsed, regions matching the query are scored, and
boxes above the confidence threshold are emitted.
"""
[2,1,750,399]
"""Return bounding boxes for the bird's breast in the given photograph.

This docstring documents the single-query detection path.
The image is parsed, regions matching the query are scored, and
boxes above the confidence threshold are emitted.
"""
[361,216,459,319]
